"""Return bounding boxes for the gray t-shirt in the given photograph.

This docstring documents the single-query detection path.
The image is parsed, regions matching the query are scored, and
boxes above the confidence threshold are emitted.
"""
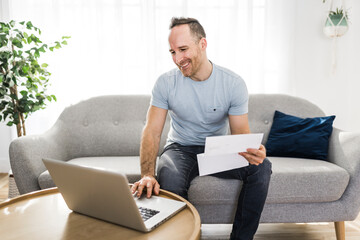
[151,63,248,146]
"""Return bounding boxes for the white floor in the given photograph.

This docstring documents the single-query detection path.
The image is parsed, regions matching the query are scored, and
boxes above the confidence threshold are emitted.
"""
[201,224,232,240]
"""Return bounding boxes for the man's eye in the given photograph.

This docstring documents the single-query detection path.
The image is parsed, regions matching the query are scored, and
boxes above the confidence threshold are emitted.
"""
[170,51,175,55]
[180,49,187,52]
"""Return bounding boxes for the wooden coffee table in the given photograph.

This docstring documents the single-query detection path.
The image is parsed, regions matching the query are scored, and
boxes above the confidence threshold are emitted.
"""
[0,187,201,240]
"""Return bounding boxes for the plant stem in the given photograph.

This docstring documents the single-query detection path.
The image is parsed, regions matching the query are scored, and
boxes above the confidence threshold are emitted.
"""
[10,85,24,137]
[20,112,26,136]
[8,44,23,137]
[10,88,22,137]
[16,121,22,137]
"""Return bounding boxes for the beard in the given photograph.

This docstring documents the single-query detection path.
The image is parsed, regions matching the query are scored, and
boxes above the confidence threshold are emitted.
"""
[177,53,202,78]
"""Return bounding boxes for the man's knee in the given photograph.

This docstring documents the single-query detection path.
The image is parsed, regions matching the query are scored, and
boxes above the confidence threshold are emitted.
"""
[259,158,272,180]
[262,158,272,174]
[157,166,188,198]
[248,158,272,183]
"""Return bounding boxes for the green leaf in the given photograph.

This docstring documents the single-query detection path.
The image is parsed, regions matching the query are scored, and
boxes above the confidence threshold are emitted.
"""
[61,40,68,45]
[3,111,9,120]
[26,21,33,30]
[12,38,23,48]
[0,88,7,96]
[2,27,9,34]
[49,47,54,51]
[34,50,40,58]
[62,36,71,39]
[55,42,61,49]
[10,93,17,100]
[32,105,41,111]
[23,105,30,112]
[20,90,28,97]
[0,115,2,121]
[32,85,39,92]
[51,95,57,101]
[41,63,48,68]
[46,96,52,101]
[6,121,13,126]
[22,65,29,74]
[13,112,19,120]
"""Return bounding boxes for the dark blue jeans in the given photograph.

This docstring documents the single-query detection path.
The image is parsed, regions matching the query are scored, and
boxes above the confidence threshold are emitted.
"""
[157,143,272,240]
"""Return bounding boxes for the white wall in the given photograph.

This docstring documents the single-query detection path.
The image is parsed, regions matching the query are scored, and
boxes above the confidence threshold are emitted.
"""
[0,124,12,172]
[0,0,11,173]
[293,0,360,132]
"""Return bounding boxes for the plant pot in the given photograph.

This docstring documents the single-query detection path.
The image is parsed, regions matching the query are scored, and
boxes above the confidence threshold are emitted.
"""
[324,14,348,38]
[325,14,348,27]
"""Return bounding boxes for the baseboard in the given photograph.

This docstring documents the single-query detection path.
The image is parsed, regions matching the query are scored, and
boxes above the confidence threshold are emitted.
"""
[0,157,11,173]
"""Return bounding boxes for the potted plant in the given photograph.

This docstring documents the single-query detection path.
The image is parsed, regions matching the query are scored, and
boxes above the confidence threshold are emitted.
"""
[322,1,349,37]
[0,20,69,137]
[326,7,348,26]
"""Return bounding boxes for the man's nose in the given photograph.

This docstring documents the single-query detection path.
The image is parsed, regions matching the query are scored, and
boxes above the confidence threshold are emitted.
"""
[175,53,184,65]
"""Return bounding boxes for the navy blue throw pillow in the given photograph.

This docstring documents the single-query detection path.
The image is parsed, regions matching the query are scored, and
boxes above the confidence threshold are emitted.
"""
[265,111,335,160]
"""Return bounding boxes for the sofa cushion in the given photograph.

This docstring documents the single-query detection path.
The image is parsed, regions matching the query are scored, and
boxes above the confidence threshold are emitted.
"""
[38,156,143,189]
[266,157,349,203]
[265,111,335,160]
[188,157,349,223]
[190,156,349,204]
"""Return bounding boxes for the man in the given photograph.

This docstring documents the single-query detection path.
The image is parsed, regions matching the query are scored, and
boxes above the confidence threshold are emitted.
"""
[131,17,272,240]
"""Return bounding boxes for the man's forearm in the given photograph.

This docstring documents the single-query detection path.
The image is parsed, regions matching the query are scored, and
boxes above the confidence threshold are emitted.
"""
[140,128,161,177]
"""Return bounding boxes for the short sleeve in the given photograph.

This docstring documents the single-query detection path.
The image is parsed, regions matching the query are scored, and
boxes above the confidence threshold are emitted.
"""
[150,75,169,110]
[228,77,249,115]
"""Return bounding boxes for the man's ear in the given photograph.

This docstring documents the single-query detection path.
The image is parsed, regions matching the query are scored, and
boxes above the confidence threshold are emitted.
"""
[199,37,207,50]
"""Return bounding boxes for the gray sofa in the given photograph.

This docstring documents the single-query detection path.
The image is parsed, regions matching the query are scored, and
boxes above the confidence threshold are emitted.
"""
[9,94,360,239]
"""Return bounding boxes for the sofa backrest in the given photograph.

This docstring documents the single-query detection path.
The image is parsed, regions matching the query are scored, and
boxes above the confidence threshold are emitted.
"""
[55,95,162,158]
[54,94,325,158]
[249,94,325,145]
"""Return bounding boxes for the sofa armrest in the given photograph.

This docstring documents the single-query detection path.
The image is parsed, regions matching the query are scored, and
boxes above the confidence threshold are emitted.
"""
[9,124,68,194]
[328,128,360,173]
[328,128,360,219]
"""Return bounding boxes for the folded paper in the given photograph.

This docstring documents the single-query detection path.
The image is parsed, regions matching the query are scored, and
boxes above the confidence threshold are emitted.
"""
[197,133,264,176]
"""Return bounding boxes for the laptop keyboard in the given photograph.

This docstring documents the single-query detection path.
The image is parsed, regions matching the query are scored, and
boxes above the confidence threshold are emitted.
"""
[138,206,160,221]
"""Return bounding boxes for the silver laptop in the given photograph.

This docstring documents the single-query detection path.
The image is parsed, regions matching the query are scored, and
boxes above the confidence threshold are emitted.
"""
[42,158,186,232]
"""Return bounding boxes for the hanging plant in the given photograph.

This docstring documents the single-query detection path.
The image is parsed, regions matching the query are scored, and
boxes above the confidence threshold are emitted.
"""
[323,0,349,38]
[0,20,69,137]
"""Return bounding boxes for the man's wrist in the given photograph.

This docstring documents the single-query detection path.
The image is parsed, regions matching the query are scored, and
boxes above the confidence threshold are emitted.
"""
[142,173,155,179]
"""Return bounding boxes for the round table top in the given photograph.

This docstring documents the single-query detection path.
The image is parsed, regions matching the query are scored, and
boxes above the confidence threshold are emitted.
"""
[0,188,200,240]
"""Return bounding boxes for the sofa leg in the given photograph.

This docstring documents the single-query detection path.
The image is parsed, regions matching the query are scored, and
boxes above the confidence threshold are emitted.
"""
[334,221,345,240]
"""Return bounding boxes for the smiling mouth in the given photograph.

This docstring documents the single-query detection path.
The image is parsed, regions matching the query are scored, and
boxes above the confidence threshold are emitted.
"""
[179,62,190,70]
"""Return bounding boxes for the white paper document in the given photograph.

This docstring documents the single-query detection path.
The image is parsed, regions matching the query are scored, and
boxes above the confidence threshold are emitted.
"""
[197,133,264,176]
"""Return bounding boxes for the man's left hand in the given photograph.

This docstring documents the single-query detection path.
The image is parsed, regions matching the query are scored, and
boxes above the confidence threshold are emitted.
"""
[239,144,266,165]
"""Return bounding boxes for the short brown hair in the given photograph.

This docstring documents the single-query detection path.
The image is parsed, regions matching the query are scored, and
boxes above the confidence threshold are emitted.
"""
[169,17,206,42]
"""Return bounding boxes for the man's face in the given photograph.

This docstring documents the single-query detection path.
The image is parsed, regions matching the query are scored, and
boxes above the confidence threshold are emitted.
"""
[168,25,205,79]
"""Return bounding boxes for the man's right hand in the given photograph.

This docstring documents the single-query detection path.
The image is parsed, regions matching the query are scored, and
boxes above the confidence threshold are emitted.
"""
[131,175,160,198]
